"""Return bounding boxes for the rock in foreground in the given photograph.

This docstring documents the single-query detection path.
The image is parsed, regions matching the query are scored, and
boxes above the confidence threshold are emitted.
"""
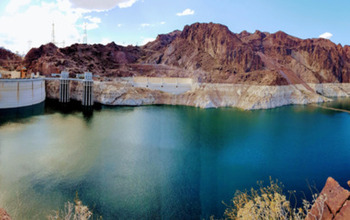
[306,177,350,220]
[0,209,11,220]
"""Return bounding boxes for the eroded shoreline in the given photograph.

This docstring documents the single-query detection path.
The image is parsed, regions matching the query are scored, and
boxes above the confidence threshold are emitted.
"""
[46,80,350,110]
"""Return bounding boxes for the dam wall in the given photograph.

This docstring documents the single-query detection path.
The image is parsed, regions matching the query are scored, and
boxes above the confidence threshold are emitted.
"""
[132,77,193,94]
[0,78,46,109]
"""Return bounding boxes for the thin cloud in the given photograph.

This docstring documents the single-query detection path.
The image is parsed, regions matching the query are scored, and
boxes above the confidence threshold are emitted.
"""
[141,37,155,45]
[0,0,137,54]
[160,21,166,25]
[80,16,101,30]
[0,0,83,54]
[5,0,32,14]
[319,32,333,39]
[176,8,194,16]
[118,0,137,8]
[69,0,138,11]
[101,38,111,45]
[141,23,151,27]
[85,16,101,24]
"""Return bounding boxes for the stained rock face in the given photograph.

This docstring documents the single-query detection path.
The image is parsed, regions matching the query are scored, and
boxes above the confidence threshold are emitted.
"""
[20,22,350,86]
[306,177,350,220]
[0,208,11,220]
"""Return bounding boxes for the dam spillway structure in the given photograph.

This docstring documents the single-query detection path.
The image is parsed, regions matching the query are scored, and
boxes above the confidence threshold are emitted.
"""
[59,71,70,103]
[49,71,95,107]
[82,72,94,106]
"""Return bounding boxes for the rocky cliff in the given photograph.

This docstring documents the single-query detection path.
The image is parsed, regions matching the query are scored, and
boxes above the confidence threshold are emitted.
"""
[23,22,350,87]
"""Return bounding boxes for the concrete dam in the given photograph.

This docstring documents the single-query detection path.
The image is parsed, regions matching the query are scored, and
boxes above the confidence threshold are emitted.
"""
[0,78,45,109]
[0,74,194,109]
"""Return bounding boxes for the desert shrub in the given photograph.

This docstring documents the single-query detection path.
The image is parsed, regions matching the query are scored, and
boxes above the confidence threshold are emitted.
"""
[224,178,311,220]
[47,193,101,220]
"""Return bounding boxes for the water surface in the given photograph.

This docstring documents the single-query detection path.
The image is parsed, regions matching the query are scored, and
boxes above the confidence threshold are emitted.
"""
[0,99,350,219]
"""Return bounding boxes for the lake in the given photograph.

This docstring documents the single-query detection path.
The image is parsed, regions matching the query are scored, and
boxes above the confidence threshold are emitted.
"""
[1,99,350,219]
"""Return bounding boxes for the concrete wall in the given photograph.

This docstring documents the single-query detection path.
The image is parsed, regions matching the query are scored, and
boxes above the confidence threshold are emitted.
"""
[0,79,46,109]
[132,77,193,94]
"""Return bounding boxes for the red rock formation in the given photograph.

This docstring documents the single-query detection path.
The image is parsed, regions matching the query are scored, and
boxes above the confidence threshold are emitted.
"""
[0,208,11,220]
[0,48,22,71]
[144,23,350,85]
[306,177,350,220]
[18,22,350,85]
[24,42,145,77]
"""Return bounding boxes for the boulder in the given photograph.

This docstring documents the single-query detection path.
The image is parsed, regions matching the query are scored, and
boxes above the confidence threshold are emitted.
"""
[321,177,350,215]
[0,208,11,220]
[334,200,350,220]
[306,177,350,220]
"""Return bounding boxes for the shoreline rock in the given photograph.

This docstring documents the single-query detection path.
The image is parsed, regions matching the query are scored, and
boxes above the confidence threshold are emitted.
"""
[306,177,350,220]
[46,81,350,110]
[0,208,11,220]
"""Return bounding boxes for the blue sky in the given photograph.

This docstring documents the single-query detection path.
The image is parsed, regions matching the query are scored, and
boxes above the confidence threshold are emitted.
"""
[0,0,348,54]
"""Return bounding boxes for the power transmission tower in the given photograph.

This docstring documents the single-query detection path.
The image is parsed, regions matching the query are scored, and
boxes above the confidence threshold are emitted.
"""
[27,40,32,51]
[52,22,56,45]
[83,23,87,44]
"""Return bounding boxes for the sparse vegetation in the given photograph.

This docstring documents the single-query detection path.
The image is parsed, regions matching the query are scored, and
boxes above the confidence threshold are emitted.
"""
[47,192,101,220]
[223,178,326,220]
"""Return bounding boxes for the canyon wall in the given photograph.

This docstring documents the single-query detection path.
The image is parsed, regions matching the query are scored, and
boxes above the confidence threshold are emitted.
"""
[23,22,350,88]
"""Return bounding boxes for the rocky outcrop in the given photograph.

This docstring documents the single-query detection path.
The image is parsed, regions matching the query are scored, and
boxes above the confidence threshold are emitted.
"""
[24,42,145,77]
[0,48,22,71]
[0,208,11,220]
[142,23,350,85]
[306,177,350,220]
[21,22,350,86]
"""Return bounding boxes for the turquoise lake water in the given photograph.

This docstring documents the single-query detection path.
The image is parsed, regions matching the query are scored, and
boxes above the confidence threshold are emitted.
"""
[0,99,350,219]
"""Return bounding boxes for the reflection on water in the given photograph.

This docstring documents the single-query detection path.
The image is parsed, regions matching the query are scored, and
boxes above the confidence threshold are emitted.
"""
[321,97,350,111]
[0,100,350,219]
[0,102,45,126]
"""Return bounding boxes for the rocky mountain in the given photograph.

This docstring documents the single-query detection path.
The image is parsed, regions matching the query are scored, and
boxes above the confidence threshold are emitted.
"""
[24,42,144,77]
[0,47,22,71]
[20,22,350,85]
[142,23,350,85]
